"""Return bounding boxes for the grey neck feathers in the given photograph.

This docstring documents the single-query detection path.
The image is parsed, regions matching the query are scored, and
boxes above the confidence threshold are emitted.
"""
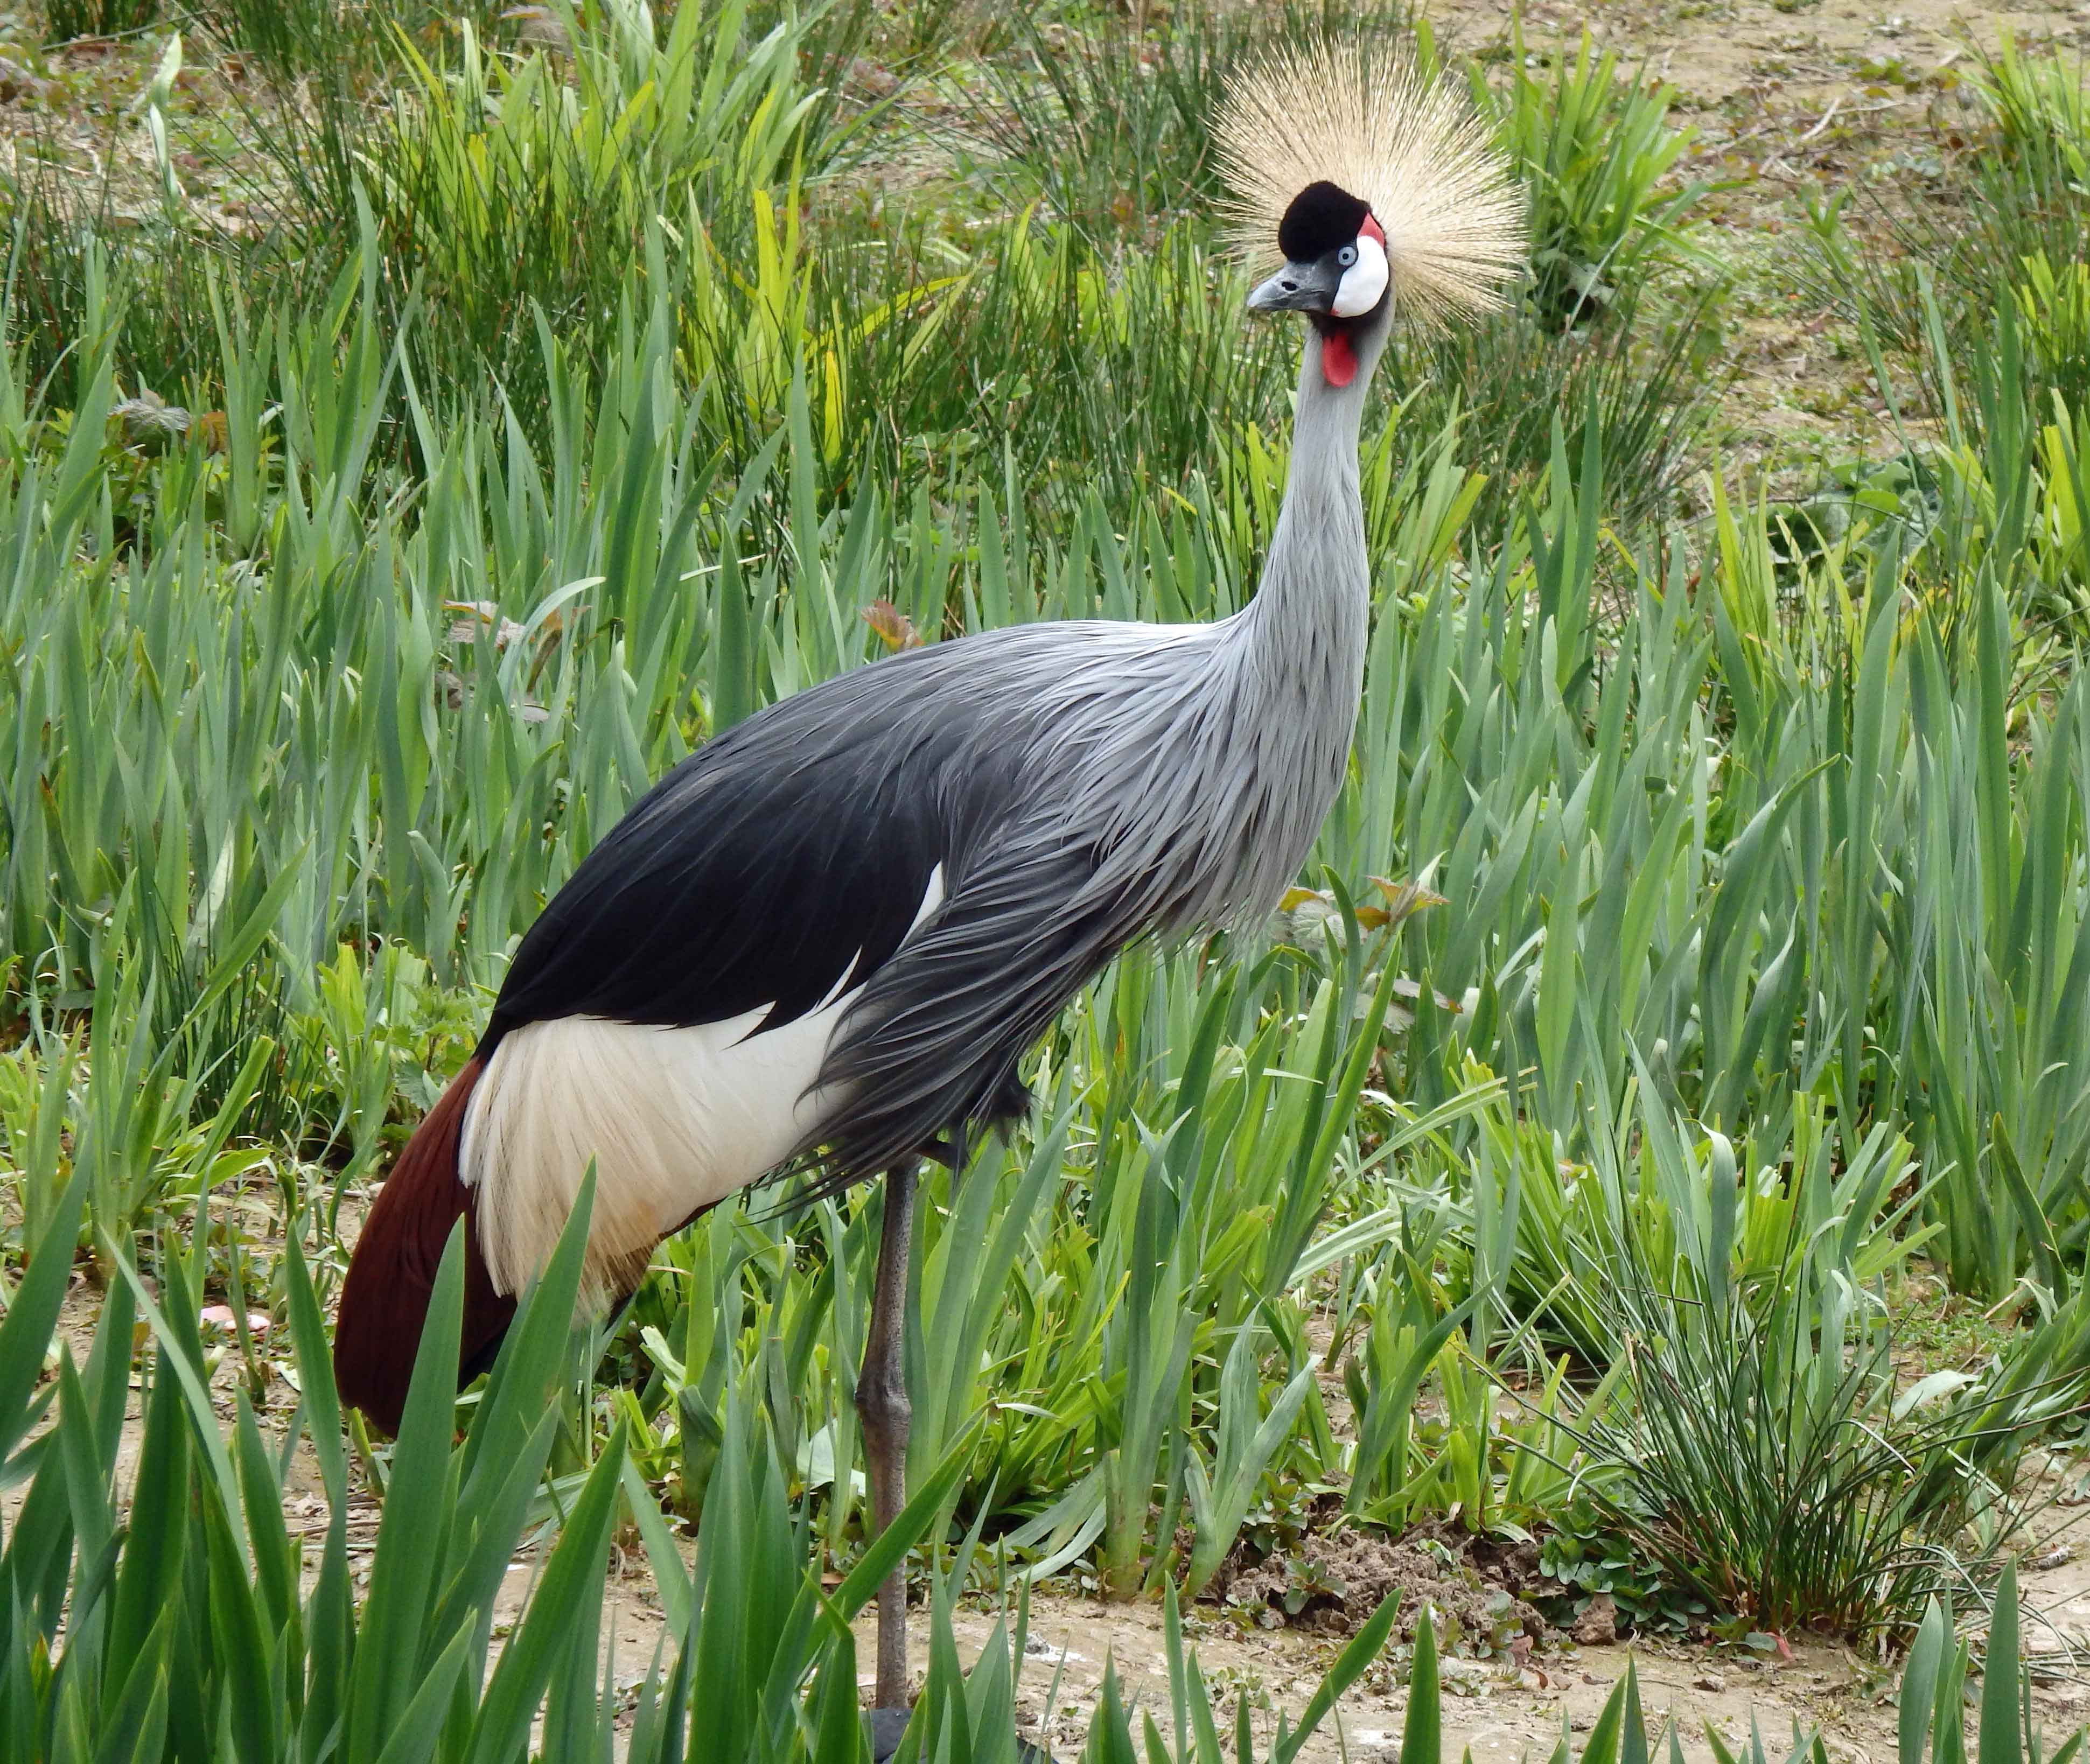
[989,310,1389,942]
[1242,319,1385,656]
[1199,317,1385,918]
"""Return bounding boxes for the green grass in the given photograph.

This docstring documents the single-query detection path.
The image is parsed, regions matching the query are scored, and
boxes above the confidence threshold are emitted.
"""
[0,1177,2063,1760]
[2,214,2083,1627]
[40,0,159,44]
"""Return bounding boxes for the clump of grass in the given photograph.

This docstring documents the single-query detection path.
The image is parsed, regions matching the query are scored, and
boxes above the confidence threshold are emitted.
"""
[1471,27,1712,330]
[1532,1106,2086,1639]
[1972,39,2090,425]
[1977,30,2090,164]
[41,0,160,44]
[3,167,232,399]
[1581,1282,2077,1637]
[977,1,1257,235]
[190,0,451,232]
[191,0,438,83]
[340,0,849,423]
[2010,252,2090,416]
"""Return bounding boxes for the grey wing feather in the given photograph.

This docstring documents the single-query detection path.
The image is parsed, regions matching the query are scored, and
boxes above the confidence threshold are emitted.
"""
[784,606,1359,1191]
[809,830,1143,1186]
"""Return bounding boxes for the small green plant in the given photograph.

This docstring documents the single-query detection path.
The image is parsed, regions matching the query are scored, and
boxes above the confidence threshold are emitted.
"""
[1533,1098,2086,1638]
[1471,28,1713,328]
[1537,1504,1714,1637]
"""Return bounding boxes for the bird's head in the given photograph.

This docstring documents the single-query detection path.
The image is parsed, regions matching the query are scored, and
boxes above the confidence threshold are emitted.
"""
[1246,180,1392,389]
[1218,44,1525,391]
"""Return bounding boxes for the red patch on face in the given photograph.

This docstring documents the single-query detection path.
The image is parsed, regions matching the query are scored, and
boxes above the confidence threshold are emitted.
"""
[1322,328,1358,387]
[1361,212,1386,247]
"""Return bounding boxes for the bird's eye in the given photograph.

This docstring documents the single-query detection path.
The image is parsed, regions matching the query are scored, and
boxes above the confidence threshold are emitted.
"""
[1337,244,1358,268]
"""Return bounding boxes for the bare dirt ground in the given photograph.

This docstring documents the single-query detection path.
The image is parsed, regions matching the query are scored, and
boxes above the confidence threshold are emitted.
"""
[873,1564,2090,1764]
[1451,0,2081,106]
[572,1525,2090,1763]
[1435,0,2090,478]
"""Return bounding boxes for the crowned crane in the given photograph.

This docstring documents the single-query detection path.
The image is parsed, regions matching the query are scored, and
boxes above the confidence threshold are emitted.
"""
[334,41,1520,1737]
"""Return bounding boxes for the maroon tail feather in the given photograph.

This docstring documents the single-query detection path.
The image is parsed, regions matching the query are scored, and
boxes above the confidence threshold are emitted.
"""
[333,1058,516,1437]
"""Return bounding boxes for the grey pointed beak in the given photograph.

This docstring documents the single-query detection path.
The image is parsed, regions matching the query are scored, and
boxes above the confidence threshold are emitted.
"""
[1248,260,1341,314]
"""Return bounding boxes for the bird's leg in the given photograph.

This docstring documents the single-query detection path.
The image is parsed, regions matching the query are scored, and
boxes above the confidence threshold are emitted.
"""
[858,1160,918,1713]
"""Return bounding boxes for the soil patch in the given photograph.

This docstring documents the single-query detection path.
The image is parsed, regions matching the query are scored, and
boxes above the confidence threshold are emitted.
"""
[1209,1531,1550,1654]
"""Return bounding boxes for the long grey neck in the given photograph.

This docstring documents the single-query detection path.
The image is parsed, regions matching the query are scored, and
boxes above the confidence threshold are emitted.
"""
[1233,325,1379,703]
[1188,320,1385,923]
[1037,316,1390,937]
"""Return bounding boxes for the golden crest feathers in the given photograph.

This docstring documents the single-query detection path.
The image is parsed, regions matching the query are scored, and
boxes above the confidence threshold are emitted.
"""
[1214,41,1526,326]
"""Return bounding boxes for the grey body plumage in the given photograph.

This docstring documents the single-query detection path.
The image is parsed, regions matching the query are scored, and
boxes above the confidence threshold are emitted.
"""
[724,327,1374,1187]
[483,323,1387,1201]
[817,326,1379,1178]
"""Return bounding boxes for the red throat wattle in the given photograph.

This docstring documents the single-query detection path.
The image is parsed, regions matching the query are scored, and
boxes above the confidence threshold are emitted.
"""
[1321,328,1358,388]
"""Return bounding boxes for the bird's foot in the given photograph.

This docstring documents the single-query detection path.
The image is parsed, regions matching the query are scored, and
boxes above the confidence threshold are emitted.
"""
[868,1706,1054,1762]
[868,1707,908,1761]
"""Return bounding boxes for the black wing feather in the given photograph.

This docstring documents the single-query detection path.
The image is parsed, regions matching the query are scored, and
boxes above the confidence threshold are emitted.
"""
[483,655,959,1048]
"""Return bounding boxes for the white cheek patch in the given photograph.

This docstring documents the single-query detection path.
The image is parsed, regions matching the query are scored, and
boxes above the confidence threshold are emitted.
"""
[1332,234,1389,318]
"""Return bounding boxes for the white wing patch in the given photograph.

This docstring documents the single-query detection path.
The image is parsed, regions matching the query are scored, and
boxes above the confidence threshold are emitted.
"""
[463,865,946,1305]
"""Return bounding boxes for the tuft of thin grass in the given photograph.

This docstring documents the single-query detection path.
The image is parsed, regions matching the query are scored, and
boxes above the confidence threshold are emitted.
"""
[1469,27,1714,331]
[40,0,160,44]
[1386,274,1725,528]
[1575,1274,2085,1638]
[1503,1094,2090,1639]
